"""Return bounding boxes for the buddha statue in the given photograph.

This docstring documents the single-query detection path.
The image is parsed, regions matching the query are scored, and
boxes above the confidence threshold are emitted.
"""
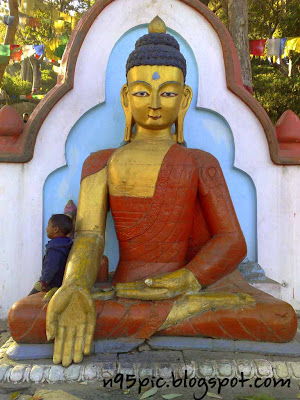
[8,17,297,368]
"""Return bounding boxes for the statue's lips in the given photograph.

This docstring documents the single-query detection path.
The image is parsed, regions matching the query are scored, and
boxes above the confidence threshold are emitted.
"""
[148,115,161,120]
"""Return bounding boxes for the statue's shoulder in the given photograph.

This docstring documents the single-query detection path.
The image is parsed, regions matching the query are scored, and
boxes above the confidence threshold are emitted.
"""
[188,148,221,168]
[81,148,116,181]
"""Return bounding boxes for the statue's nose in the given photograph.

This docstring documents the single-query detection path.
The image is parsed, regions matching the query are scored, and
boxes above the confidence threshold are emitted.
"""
[148,92,161,110]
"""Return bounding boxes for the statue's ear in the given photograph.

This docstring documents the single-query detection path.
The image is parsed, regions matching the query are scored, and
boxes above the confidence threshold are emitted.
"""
[121,84,134,142]
[176,85,193,144]
[121,84,130,108]
[181,85,193,111]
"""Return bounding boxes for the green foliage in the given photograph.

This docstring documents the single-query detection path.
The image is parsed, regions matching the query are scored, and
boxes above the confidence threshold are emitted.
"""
[248,0,300,39]
[252,60,300,124]
[40,67,57,94]
[208,0,227,25]
[279,0,300,37]
[248,0,284,39]
[15,9,71,47]
[205,0,300,39]
[0,73,31,101]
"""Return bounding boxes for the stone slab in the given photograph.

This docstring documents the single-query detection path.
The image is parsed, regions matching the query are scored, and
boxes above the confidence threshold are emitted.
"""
[94,338,145,353]
[148,336,300,357]
[7,338,145,361]
[7,342,54,361]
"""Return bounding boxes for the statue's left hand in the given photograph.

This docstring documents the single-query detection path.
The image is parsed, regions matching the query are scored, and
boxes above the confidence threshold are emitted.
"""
[46,285,96,367]
[115,268,201,300]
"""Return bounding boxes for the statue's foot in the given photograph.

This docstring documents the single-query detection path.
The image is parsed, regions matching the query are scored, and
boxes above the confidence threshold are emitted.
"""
[159,291,255,330]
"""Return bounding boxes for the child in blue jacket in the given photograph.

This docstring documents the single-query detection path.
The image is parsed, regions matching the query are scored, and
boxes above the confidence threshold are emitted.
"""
[29,214,73,295]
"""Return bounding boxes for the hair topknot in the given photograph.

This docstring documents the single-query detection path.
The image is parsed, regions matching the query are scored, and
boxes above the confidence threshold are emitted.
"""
[135,33,180,51]
[126,19,187,79]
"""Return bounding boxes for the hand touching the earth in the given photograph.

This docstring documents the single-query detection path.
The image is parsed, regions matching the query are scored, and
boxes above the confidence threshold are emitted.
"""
[46,285,96,367]
[115,268,201,300]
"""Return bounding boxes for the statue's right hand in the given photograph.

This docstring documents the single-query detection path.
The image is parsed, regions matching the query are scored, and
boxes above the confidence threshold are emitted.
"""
[46,285,96,367]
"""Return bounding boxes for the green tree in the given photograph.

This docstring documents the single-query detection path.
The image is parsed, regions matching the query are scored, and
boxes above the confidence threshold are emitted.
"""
[252,59,300,123]
[248,0,300,39]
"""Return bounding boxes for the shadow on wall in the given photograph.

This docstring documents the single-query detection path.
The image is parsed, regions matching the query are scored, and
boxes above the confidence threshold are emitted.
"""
[43,25,257,270]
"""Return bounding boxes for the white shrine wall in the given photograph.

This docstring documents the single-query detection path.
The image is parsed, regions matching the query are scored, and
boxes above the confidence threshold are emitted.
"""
[0,0,300,318]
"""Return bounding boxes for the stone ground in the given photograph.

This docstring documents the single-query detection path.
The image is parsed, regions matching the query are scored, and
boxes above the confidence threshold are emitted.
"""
[1,319,300,400]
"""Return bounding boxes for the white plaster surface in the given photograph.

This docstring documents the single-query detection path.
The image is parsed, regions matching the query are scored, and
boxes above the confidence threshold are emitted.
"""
[0,0,299,317]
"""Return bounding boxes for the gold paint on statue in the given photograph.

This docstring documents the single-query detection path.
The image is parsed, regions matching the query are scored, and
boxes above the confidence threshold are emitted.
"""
[43,287,58,302]
[148,16,166,34]
[75,168,108,233]
[46,170,109,367]
[116,268,201,300]
[108,140,173,198]
[62,233,104,288]
[121,65,192,143]
[110,64,192,198]
[91,288,115,300]
[160,292,256,330]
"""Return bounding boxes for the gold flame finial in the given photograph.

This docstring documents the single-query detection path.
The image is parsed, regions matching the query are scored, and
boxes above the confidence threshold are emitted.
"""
[148,16,166,33]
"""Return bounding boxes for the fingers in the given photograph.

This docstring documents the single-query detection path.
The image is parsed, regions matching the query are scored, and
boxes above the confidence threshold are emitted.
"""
[84,301,96,356]
[46,323,56,342]
[43,287,58,303]
[115,281,145,291]
[62,326,76,367]
[46,287,71,341]
[116,287,170,300]
[74,324,85,363]
[84,323,94,355]
[53,325,65,364]
[145,272,180,289]
[49,288,96,365]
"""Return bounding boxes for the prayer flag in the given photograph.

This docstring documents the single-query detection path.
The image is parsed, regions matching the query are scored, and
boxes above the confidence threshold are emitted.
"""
[28,17,40,28]
[19,16,27,29]
[59,11,72,23]
[54,19,65,34]
[283,37,300,57]
[0,44,10,56]
[249,39,266,56]
[267,38,281,57]
[0,45,10,64]
[19,0,35,16]
[280,38,287,57]
[44,44,59,62]
[10,45,22,62]
[33,44,44,57]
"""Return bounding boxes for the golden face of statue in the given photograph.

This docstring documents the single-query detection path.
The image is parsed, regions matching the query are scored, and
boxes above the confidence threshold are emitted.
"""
[122,65,192,136]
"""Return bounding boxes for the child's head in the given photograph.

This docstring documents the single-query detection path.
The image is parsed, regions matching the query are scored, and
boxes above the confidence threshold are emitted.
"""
[46,214,73,239]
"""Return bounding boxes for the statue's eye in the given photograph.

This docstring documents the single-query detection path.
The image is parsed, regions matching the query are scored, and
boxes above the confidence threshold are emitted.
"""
[132,91,150,97]
[160,92,178,97]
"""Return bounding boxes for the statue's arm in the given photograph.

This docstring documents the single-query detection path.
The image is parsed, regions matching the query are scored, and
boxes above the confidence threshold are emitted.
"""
[46,165,109,367]
[62,167,108,289]
[186,151,247,287]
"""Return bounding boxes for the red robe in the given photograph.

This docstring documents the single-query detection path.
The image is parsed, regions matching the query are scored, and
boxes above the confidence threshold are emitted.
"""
[9,145,297,343]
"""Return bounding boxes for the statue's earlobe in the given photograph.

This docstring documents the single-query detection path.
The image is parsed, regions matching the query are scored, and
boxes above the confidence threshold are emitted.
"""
[176,85,193,143]
[121,84,134,142]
